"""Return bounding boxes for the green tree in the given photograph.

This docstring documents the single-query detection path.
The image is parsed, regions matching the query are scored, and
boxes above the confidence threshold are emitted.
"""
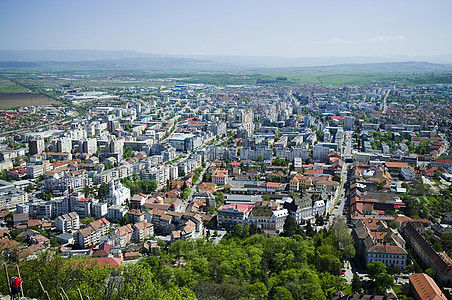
[282,215,297,237]
[270,286,293,300]
[351,273,362,293]
[368,261,394,294]
[257,154,263,162]
[98,182,109,200]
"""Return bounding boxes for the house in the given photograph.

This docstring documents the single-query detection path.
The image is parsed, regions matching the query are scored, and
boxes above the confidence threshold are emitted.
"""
[211,168,228,185]
[130,194,147,209]
[92,242,114,258]
[266,182,282,192]
[13,213,29,226]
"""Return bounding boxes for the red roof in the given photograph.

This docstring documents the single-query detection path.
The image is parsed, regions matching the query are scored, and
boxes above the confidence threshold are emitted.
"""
[218,203,254,213]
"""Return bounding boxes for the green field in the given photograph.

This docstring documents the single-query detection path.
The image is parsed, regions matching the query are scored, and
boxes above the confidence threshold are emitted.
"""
[0,79,29,93]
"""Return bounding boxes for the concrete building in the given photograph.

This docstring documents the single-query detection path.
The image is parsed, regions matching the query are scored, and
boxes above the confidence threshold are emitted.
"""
[79,138,97,156]
[29,139,45,156]
[56,212,80,233]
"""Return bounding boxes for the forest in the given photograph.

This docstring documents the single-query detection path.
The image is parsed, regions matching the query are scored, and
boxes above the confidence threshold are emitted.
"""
[0,220,354,300]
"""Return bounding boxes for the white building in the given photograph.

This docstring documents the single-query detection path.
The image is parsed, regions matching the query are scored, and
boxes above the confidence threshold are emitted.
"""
[93,202,108,218]
[56,212,80,233]
[79,138,97,156]
[106,181,130,206]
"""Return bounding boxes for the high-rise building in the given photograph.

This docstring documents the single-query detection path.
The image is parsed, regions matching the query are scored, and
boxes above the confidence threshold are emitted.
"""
[55,137,72,153]
[79,138,97,155]
[29,139,45,156]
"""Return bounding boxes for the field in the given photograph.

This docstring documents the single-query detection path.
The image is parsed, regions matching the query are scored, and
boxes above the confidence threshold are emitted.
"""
[0,79,29,93]
[0,93,60,109]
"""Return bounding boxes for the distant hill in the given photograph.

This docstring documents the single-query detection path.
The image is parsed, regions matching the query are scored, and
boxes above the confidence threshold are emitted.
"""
[0,49,451,73]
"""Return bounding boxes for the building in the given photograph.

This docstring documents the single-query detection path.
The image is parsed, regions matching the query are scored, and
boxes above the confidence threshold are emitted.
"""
[107,205,128,221]
[77,218,110,248]
[211,168,228,186]
[54,137,72,153]
[68,192,92,218]
[247,201,288,234]
[283,195,314,224]
[29,139,45,156]
[113,224,133,248]
[93,202,107,218]
[132,221,154,242]
[56,212,79,233]
[409,273,447,300]
[353,218,407,271]
[0,186,28,211]
[344,116,354,130]
[106,181,130,206]
[26,164,44,180]
[217,203,254,227]
[79,138,97,156]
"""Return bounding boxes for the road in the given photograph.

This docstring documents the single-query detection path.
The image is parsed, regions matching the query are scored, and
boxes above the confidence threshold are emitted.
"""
[344,131,353,159]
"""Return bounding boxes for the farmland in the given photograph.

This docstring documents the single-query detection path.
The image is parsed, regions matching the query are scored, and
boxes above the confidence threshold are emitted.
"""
[0,93,60,109]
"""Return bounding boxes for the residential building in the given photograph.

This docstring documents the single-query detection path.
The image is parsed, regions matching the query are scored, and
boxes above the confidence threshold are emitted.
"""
[217,203,254,227]
[56,212,79,233]
[29,139,45,156]
[132,221,154,242]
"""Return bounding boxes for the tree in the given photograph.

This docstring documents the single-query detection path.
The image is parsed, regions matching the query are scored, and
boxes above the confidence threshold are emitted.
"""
[368,261,394,294]
[150,180,158,192]
[215,192,225,206]
[269,286,293,300]
[282,215,297,237]
[98,182,109,200]
[257,154,263,162]
[351,273,362,294]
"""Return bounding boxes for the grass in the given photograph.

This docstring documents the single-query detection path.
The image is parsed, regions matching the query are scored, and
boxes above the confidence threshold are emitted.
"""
[0,84,29,93]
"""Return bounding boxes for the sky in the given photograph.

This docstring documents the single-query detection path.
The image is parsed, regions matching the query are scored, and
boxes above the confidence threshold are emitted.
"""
[0,0,451,58]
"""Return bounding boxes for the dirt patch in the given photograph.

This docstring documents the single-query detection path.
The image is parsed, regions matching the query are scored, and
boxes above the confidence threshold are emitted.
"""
[0,93,60,109]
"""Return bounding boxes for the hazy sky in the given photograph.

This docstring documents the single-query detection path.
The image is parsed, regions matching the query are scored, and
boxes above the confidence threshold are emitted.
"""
[1,0,451,58]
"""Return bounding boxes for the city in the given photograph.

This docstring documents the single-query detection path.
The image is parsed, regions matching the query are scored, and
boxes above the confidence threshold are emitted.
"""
[0,71,450,299]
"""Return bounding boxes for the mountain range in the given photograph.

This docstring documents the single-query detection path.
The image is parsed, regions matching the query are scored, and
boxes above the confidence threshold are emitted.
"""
[0,49,452,73]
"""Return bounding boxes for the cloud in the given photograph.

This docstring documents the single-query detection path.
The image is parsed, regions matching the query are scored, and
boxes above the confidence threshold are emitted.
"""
[328,35,404,44]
